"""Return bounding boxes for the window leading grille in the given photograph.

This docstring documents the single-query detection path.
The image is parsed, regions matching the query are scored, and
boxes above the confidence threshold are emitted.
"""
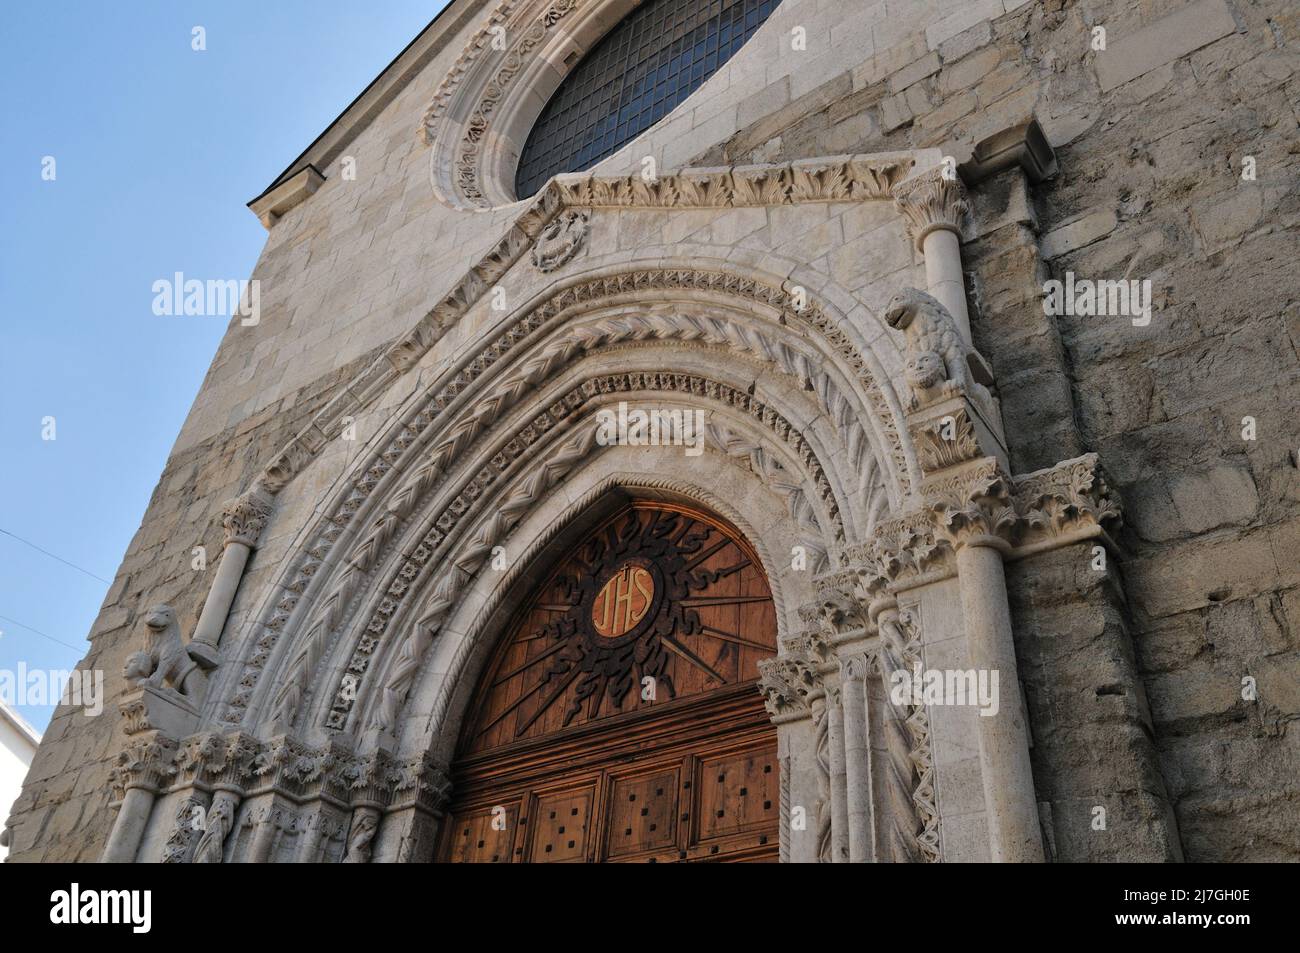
[513,0,782,198]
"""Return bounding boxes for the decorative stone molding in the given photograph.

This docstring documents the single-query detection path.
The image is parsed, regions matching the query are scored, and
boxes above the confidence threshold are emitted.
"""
[420,0,911,212]
[1013,452,1122,547]
[957,117,1058,187]
[893,167,971,252]
[707,421,833,574]
[531,208,588,272]
[875,608,939,863]
[851,453,1123,595]
[815,582,870,642]
[160,794,207,863]
[116,730,450,862]
[757,658,808,720]
[909,404,983,473]
[248,155,917,522]
[419,0,586,208]
[926,458,1019,551]
[231,251,918,727]
[248,165,325,230]
[276,371,841,733]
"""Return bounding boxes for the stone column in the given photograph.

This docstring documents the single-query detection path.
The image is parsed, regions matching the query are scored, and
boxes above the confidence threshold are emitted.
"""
[190,488,273,668]
[932,462,1045,863]
[824,686,851,863]
[101,737,176,863]
[954,538,1043,862]
[894,168,973,344]
[757,656,814,864]
[839,653,873,862]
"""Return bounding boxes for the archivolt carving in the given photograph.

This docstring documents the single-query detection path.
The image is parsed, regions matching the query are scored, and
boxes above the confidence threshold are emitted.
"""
[706,422,830,574]
[404,467,795,756]
[230,266,902,730]
[567,305,893,526]
[323,372,838,732]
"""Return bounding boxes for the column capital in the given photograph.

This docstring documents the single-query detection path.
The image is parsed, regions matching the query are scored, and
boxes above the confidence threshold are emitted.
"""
[757,657,810,719]
[925,458,1018,552]
[220,487,274,548]
[111,735,178,802]
[893,167,970,252]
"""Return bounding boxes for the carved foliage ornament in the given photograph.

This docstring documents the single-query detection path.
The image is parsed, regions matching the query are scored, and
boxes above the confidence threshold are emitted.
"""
[221,488,274,548]
[852,453,1123,592]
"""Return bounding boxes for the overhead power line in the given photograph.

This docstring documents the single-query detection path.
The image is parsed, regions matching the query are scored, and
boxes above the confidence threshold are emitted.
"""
[0,527,112,585]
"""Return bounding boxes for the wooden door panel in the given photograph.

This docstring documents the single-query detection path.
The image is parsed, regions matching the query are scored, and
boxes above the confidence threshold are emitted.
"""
[437,503,779,863]
[695,743,780,842]
[444,800,520,864]
[526,786,595,863]
[603,766,680,859]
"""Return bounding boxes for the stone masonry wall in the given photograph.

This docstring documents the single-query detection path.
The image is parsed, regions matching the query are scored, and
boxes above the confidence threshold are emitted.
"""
[691,0,1300,860]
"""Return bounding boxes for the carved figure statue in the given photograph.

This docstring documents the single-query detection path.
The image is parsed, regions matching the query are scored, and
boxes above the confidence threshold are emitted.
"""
[884,287,995,409]
[123,604,206,698]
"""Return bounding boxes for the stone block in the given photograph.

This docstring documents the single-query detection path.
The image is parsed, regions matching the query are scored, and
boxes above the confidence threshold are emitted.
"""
[926,0,1005,51]
[1039,209,1119,259]
[888,51,941,94]
[1167,464,1259,533]
[1095,0,1238,92]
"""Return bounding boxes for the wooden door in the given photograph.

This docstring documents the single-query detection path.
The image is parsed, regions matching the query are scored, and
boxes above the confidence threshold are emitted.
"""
[437,502,779,863]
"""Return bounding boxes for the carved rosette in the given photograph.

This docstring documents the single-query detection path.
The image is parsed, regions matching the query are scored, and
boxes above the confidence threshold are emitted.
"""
[221,488,274,548]
[530,209,589,272]
[893,167,971,251]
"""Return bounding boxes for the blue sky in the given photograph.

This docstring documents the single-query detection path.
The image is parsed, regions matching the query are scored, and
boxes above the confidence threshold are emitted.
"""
[0,1,449,731]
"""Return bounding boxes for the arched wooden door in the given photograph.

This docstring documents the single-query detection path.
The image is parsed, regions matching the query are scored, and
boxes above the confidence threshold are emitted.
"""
[436,502,780,862]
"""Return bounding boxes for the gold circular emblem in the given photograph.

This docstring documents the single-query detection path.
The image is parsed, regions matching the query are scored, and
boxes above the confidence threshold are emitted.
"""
[591,564,654,639]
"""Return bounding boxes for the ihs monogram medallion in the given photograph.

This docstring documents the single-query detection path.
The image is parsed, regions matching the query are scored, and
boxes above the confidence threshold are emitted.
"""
[591,563,656,639]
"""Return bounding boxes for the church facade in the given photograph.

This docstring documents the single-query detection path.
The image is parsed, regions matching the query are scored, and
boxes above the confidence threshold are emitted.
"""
[7,0,1299,862]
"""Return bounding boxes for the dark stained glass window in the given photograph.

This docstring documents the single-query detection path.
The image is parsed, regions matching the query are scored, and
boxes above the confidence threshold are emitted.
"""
[514,0,783,198]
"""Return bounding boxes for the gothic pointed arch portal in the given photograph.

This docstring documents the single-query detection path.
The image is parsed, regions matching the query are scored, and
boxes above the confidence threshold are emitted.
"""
[437,499,779,863]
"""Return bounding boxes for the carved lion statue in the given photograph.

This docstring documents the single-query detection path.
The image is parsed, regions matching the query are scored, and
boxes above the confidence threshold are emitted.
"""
[884,287,995,410]
[123,604,206,699]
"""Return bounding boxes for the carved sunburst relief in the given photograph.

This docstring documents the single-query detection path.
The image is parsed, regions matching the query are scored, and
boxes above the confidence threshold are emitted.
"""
[462,503,777,753]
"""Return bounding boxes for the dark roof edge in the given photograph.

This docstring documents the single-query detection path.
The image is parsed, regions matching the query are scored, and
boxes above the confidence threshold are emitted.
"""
[248,0,482,206]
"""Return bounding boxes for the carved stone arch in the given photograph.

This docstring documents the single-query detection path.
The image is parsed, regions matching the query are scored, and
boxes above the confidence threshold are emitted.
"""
[421,0,648,209]
[419,0,786,211]
[224,260,911,734]
[389,459,808,769]
[300,378,840,741]
[371,454,807,862]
